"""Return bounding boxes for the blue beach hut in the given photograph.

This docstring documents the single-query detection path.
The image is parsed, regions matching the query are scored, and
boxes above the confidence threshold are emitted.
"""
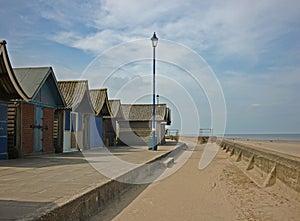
[89,89,112,148]
[0,40,29,159]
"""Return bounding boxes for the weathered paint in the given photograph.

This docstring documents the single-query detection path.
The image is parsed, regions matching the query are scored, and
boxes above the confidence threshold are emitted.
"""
[63,111,89,151]
[63,110,79,152]
[82,114,90,149]
[71,112,81,149]
[34,106,43,152]
[53,109,64,153]
[64,110,71,131]
[63,131,71,151]
[0,101,8,159]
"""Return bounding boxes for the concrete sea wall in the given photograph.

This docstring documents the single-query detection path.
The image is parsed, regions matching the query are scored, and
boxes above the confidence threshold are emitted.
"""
[218,139,300,193]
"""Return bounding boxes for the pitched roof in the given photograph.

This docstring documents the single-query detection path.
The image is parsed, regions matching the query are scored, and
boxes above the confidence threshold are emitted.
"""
[109,99,124,119]
[89,89,112,116]
[121,104,170,123]
[58,80,92,111]
[0,40,29,101]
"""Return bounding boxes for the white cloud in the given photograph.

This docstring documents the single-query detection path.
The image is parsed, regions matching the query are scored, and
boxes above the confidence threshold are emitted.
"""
[2,0,300,133]
[41,0,300,65]
[220,67,300,117]
[251,103,261,107]
[52,30,118,53]
[39,0,99,28]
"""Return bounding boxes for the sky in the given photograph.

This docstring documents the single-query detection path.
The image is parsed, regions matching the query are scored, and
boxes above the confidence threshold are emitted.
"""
[1,0,300,135]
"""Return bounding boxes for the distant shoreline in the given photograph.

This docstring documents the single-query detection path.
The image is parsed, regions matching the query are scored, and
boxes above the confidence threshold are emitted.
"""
[180,133,300,141]
[223,138,300,158]
[224,138,300,145]
[222,133,300,142]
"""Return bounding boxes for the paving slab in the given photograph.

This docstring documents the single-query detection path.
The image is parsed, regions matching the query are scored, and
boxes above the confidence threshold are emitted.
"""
[0,142,183,220]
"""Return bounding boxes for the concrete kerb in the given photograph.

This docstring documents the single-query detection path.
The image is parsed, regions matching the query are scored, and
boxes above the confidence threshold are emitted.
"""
[218,139,300,193]
[22,142,186,221]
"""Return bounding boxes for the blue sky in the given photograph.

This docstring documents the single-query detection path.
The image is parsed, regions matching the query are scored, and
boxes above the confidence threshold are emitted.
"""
[1,0,300,134]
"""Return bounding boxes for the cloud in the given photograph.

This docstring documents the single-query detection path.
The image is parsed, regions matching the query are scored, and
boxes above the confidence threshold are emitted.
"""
[5,0,300,63]
[251,103,261,108]
[2,0,300,133]
[38,0,100,28]
[94,0,188,29]
[220,67,300,105]
[79,38,226,134]
[39,0,300,68]
[220,66,300,133]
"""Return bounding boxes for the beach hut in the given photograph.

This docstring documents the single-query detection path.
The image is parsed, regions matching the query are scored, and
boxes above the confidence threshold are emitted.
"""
[0,40,29,159]
[119,104,171,146]
[58,80,95,151]
[89,89,112,147]
[9,67,66,156]
[108,99,124,145]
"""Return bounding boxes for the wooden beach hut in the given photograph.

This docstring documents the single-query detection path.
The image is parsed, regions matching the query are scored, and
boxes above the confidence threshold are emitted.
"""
[89,89,112,147]
[9,67,66,156]
[119,104,171,146]
[58,80,95,151]
[0,40,29,159]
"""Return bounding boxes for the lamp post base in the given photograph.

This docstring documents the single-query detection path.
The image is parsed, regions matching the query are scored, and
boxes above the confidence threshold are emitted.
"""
[148,145,158,151]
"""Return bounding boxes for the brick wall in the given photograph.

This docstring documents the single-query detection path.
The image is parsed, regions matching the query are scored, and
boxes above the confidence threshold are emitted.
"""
[21,104,55,154]
[21,103,34,154]
[43,107,54,153]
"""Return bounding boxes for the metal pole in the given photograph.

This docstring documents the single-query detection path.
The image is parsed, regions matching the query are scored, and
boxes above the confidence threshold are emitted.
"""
[152,45,156,150]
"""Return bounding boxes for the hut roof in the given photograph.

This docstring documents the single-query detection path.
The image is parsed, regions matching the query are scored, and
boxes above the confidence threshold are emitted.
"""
[58,80,94,113]
[89,89,112,116]
[121,104,171,124]
[13,67,66,107]
[14,67,49,99]
[0,40,29,101]
[109,99,124,119]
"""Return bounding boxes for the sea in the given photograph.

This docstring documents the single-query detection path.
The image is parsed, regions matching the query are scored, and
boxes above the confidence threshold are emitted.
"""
[222,133,300,141]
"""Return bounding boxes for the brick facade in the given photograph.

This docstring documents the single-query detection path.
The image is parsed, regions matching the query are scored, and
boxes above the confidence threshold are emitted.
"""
[21,104,55,154]
[21,103,34,154]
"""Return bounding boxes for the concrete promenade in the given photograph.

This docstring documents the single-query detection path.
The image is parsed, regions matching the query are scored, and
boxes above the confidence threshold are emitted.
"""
[0,142,184,220]
[93,137,300,221]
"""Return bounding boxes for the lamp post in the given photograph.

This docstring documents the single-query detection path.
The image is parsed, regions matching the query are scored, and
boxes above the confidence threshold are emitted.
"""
[151,32,158,151]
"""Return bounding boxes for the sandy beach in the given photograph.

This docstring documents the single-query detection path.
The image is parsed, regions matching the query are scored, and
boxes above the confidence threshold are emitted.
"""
[90,137,300,220]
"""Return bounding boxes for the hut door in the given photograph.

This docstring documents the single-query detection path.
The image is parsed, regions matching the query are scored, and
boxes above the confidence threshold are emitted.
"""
[34,106,43,152]
[0,101,8,159]
[70,112,78,149]
[83,114,90,149]
[89,116,103,148]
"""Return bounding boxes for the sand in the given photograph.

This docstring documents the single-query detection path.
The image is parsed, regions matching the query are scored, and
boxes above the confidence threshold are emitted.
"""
[90,137,300,220]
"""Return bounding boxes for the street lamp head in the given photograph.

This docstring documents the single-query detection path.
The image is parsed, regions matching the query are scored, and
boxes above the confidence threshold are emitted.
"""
[151,32,158,48]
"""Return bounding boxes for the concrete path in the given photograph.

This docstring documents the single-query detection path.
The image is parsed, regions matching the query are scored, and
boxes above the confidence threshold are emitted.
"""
[92,137,300,221]
[0,142,182,220]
